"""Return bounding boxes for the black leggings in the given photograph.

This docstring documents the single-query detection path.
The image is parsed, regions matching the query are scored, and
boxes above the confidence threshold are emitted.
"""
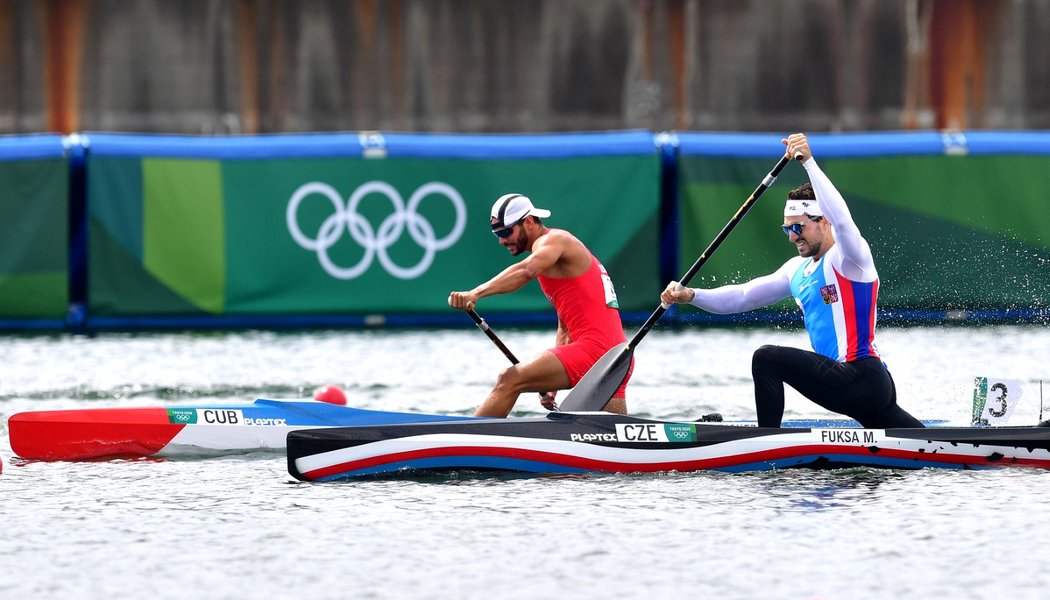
[751,345,925,429]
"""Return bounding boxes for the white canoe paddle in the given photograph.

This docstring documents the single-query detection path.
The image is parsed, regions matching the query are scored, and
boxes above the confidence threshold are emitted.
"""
[559,152,800,412]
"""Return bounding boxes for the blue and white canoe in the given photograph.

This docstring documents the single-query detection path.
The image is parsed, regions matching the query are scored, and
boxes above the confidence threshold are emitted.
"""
[8,399,474,461]
[286,412,1050,481]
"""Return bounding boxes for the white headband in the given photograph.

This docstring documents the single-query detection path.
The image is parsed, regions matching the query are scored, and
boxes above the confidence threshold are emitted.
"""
[784,199,823,217]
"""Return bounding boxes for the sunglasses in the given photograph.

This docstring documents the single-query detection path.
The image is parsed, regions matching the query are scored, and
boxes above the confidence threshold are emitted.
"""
[492,218,523,239]
[781,216,823,236]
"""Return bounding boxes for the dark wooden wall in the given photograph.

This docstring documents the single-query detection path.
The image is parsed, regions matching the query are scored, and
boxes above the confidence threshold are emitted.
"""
[2,0,1047,134]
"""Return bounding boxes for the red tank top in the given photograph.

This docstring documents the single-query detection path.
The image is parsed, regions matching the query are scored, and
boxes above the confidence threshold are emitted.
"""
[537,247,625,347]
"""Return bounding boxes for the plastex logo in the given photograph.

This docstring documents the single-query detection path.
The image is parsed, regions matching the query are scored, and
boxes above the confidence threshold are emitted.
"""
[287,180,467,280]
[167,408,197,424]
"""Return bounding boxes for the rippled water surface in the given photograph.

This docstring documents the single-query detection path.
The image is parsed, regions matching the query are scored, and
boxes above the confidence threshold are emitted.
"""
[2,325,1048,599]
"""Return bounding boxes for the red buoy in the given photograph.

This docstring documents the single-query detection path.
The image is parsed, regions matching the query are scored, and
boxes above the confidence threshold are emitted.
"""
[313,385,347,406]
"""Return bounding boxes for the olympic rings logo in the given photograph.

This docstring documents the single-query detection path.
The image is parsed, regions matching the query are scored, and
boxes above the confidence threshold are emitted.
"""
[286,181,467,280]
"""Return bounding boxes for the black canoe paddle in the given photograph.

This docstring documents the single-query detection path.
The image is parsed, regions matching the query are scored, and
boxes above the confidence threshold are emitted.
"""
[465,307,556,410]
[559,152,798,412]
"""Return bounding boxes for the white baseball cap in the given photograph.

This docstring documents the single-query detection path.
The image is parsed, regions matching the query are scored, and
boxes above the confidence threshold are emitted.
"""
[784,199,824,217]
[490,193,551,229]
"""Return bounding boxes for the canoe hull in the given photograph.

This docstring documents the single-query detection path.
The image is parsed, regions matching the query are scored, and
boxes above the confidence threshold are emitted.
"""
[8,399,472,461]
[287,412,1050,481]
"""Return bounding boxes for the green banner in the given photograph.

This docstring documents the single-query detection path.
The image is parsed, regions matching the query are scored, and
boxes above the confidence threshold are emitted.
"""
[0,158,69,318]
[678,155,1050,312]
[88,155,660,316]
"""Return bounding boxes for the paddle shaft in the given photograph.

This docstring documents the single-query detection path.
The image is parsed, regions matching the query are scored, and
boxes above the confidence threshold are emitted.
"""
[466,307,520,365]
[465,307,555,409]
[628,154,794,348]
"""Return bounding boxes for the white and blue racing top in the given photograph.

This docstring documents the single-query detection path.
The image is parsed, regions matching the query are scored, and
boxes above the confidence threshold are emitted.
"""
[689,159,880,362]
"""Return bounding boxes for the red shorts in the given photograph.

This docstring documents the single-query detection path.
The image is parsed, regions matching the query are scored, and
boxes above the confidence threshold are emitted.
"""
[550,340,633,398]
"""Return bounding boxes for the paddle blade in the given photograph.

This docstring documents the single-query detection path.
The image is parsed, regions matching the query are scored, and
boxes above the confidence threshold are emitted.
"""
[559,342,633,412]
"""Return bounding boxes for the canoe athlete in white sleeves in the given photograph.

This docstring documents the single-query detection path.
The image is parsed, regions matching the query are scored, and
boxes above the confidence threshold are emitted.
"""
[661,133,924,429]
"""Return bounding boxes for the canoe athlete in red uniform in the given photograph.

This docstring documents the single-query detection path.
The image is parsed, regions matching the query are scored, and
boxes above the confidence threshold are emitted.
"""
[448,193,631,417]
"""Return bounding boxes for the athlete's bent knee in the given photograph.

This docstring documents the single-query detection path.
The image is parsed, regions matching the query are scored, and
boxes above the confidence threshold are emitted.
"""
[493,366,525,394]
[752,345,781,369]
